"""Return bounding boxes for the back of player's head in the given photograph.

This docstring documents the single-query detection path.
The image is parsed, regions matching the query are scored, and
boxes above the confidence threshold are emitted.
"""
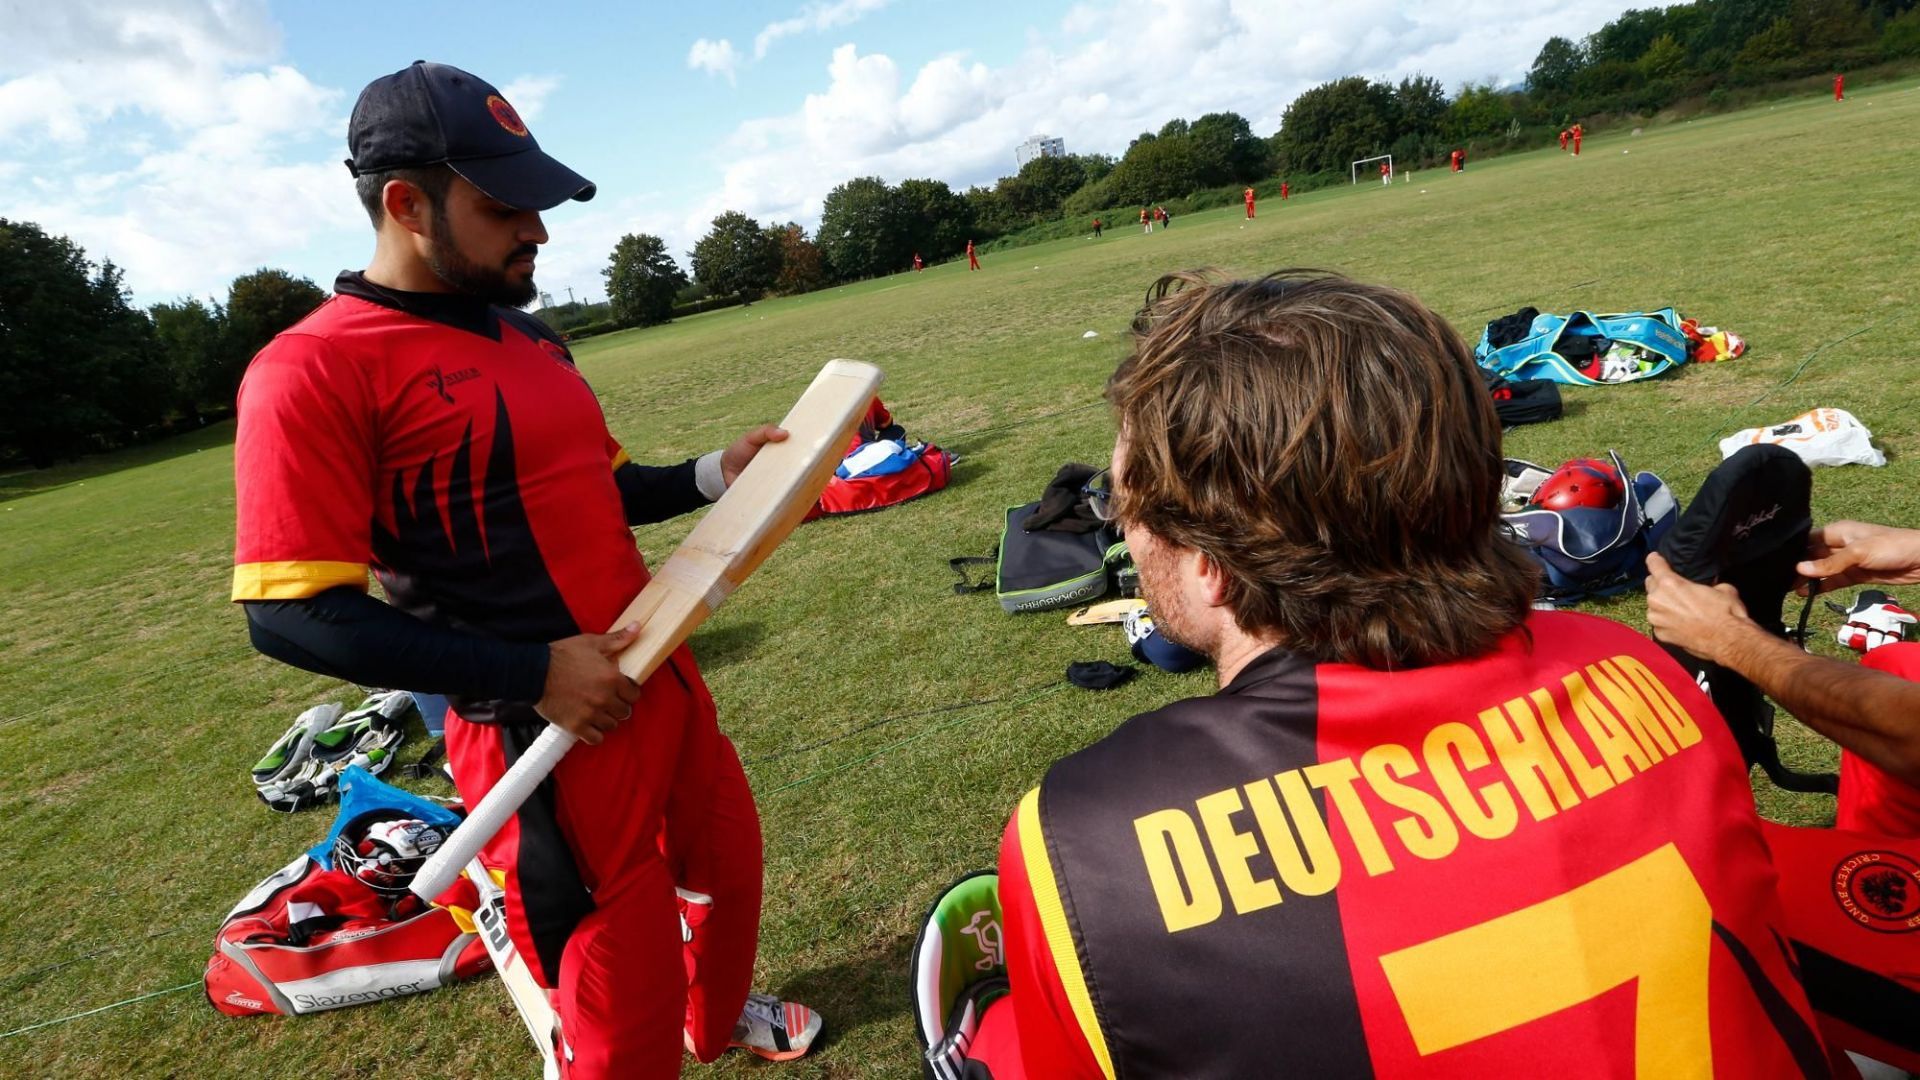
[1105,269,1537,669]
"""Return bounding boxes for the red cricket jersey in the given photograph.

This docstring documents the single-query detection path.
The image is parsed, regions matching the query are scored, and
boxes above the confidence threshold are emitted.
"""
[233,274,645,666]
[995,611,1828,1078]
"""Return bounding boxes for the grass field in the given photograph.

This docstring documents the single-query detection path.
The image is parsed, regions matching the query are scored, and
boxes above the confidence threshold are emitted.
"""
[4,77,1920,1078]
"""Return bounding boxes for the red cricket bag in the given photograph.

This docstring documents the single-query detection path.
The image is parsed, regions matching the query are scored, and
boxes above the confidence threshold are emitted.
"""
[806,397,954,520]
[204,854,489,1017]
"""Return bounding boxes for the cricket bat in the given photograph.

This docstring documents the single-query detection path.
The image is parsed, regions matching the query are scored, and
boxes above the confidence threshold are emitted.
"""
[413,359,884,901]
[466,856,563,1078]
[1066,598,1147,626]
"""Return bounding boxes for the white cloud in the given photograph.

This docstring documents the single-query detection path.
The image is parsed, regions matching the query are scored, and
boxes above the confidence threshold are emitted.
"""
[0,0,282,143]
[499,75,562,123]
[0,0,355,304]
[687,38,742,84]
[754,0,894,59]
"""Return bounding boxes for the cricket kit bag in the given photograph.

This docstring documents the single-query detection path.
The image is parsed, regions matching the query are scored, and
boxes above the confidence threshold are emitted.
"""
[950,502,1125,613]
[806,397,955,520]
[1655,445,1837,795]
[1500,451,1678,605]
[1475,308,1691,386]
[205,767,488,1017]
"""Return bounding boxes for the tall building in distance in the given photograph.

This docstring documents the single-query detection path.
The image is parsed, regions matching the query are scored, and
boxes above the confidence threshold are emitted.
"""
[1015,134,1065,169]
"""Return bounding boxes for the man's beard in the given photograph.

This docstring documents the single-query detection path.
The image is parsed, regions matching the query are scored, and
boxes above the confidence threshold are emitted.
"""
[426,204,538,307]
[1136,551,1208,656]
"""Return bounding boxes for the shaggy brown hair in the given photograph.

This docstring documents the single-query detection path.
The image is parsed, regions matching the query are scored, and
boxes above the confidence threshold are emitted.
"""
[1106,269,1538,669]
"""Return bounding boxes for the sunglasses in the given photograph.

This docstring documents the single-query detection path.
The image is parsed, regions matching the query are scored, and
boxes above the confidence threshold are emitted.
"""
[1084,468,1117,522]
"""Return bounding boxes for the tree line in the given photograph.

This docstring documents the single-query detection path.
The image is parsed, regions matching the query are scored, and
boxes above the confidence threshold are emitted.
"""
[0,219,327,468]
[599,0,1920,331]
[9,0,1917,462]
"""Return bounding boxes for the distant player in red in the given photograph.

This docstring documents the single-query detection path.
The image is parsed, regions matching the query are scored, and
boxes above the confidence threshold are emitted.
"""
[1835,73,1845,101]
[1140,206,1153,234]
[1279,181,1289,201]
[1379,160,1391,186]
[1559,128,1569,151]
[1572,123,1583,155]
[232,62,821,1076]
[1091,217,1103,238]
[912,252,923,272]
[1243,186,1256,218]
[967,239,980,271]
[1449,149,1461,173]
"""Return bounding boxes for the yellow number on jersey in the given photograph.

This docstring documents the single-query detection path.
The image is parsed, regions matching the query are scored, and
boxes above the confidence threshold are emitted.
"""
[1379,843,1712,1078]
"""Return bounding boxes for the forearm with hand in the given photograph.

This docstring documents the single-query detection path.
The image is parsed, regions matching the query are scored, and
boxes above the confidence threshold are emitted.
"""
[1645,517,1920,788]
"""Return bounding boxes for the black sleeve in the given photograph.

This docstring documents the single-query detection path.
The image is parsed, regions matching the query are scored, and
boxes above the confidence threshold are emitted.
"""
[614,458,710,525]
[244,587,549,702]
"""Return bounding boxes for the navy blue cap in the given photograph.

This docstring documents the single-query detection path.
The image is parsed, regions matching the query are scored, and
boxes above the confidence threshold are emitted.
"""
[346,61,594,211]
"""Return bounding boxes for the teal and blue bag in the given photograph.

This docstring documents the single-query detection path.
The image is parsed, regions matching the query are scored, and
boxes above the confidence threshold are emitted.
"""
[1476,308,1689,386]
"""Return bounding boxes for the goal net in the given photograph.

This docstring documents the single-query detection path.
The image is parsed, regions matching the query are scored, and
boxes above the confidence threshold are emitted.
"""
[1351,154,1394,185]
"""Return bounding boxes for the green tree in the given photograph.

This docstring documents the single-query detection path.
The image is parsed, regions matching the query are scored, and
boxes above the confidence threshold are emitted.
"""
[222,268,327,398]
[89,260,171,439]
[689,211,782,304]
[1791,0,1874,48]
[1187,111,1269,186]
[818,177,910,281]
[771,223,829,295]
[1108,133,1200,205]
[149,296,224,426]
[1884,6,1920,56]
[1275,76,1396,176]
[963,185,1022,241]
[1392,77,1449,142]
[1698,0,1793,60]
[0,220,166,466]
[894,178,972,259]
[603,233,687,327]
[1068,153,1117,184]
[1529,36,1588,99]
[1736,17,1799,63]
[1638,33,1689,80]
[1006,156,1086,219]
[1586,8,1672,64]
[1445,82,1515,141]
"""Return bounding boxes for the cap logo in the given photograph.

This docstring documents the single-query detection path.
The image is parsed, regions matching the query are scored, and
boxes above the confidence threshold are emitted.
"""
[486,95,529,137]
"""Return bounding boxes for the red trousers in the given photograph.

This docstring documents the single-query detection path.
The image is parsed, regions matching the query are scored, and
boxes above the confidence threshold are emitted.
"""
[447,647,763,1078]
[1836,641,1920,837]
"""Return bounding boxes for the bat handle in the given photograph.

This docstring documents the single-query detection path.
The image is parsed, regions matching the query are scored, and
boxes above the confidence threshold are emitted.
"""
[412,724,579,899]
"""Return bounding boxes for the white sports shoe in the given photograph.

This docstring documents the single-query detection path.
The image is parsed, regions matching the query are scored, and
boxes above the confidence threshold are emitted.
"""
[726,992,823,1061]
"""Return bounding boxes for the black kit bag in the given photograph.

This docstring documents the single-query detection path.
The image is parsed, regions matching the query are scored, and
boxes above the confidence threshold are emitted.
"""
[950,501,1125,613]
[1655,444,1837,795]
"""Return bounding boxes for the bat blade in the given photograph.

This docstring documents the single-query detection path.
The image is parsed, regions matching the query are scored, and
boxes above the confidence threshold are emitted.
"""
[412,360,883,901]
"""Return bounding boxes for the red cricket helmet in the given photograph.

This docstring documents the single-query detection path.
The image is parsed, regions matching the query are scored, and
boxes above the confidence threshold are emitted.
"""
[1529,457,1624,512]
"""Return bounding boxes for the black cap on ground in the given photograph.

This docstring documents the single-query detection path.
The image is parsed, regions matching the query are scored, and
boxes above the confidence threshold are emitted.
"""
[345,61,595,211]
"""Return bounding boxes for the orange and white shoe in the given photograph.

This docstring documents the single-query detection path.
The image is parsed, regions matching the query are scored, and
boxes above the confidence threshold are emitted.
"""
[727,992,823,1061]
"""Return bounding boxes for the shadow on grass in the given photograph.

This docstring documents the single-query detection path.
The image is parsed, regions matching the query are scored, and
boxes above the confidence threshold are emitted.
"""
[0,421,236,504]
[691,620,768,674]
[774,930,914,1048]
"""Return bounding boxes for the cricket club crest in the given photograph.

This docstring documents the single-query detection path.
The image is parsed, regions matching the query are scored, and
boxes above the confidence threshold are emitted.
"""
[1831,850,1920,933]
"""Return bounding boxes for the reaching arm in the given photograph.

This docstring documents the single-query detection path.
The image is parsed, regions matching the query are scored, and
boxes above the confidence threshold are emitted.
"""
[1645,552,1920,786]
[610,424,790,526]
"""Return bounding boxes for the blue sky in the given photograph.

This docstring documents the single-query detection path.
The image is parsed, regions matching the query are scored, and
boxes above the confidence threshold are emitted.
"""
[0,0,1638,308]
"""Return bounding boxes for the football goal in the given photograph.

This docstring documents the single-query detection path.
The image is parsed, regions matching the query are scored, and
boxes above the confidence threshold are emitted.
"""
[1351,154,1394,185]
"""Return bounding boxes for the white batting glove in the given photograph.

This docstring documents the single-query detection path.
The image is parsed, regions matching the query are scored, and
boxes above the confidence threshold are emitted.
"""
[1831,591,1916,653]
